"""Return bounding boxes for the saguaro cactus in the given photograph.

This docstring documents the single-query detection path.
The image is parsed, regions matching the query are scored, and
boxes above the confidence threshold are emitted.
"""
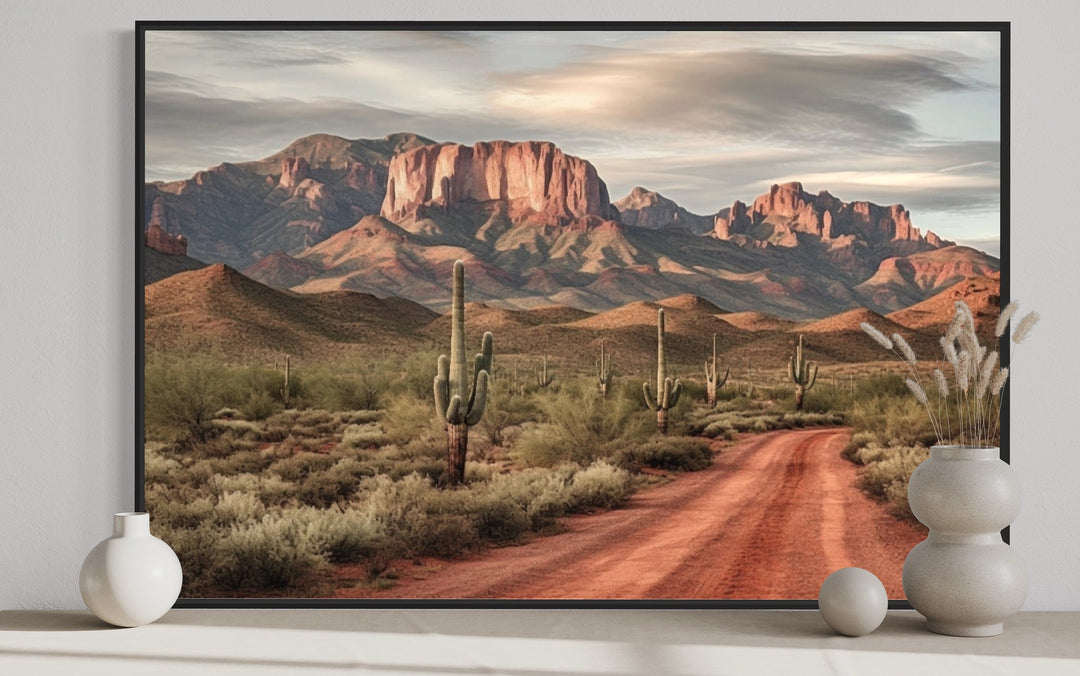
[282,354,291,403]
[596,340,614,398]
[643,309,682,433]
[788,334,817,411]
[536,354,555,389]
[704,334,729,408]
[434,260,494,486]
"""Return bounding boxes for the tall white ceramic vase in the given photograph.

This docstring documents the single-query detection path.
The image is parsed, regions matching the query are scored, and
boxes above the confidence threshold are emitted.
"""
[902,446,1026,637]
[79,512,182,627]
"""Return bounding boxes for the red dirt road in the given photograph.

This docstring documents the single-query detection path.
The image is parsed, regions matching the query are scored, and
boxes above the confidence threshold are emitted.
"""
[339,428,927,600]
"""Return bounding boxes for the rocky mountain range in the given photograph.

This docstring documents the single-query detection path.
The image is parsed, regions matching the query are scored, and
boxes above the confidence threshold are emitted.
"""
[144,133,998,320]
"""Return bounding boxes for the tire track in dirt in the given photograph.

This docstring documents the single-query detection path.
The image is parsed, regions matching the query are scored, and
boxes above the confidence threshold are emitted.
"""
[338,428,926,600]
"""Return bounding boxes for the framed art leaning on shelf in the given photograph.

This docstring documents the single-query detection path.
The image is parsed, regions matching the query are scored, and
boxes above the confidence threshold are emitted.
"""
[137,21,1009,607]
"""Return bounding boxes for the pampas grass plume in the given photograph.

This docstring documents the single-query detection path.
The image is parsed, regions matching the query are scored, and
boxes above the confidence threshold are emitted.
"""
[940,336,959,366]
[892,333,917,364]
[906,378,929,404]
[1013,311,1040,344]
[977,351,998,400]
[991,367,1009,396]
[861,322,893,350]
[996,300,1020,338]
[932,368,949,398]
[957,351,971,392]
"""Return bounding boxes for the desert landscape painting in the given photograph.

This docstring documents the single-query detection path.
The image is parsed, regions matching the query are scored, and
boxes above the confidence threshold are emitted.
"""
[140,26,1004,601]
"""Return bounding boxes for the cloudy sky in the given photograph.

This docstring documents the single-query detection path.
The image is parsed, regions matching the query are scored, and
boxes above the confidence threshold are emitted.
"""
[145,29,1002,255]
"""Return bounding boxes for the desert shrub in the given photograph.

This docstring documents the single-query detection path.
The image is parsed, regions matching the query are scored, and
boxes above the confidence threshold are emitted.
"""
[566,461,635,511]
[306,506,389,564]
[477,390,537,447]
[851,443,930,516]
[209,472,296,507]
[145,357,228,442]
[842,431,879,461]
[850,389,937,447]
[213,511,330,591]
[144,447,183,484]
[212,491,266,527]
[240,391,277,422]
[615,437,713,472]
[301,365,389,412]
[678,379,708,404]
[340,422,385,449]
[295,457,369,508]
[519,387,649,467]
[389,349,443,399]
[155,521,220,596]
[381,393,439,446]
[148,496,215,530]
[472,497,531,543]
[206,449,275,476]
[415,513,481,557]
[211,419,261,437]
[801,383,854,414]
[480,467,575,532]
[268,452,335,482]
[337,410,382,425]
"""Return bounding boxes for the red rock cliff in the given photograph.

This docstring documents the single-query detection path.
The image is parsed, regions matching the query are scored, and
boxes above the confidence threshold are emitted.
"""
[145,196,188,256]
[380,141,616,224]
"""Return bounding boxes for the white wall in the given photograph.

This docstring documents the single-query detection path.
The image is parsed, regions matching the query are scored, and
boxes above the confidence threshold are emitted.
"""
[1,0,1077,611]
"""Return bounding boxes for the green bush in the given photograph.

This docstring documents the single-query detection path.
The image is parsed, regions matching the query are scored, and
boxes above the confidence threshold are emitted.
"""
[213,511,330,591]
[145,357,228,442]
[240,391,277,422]
[566,461,635,511]
[268,452,335,482]
[472,498,531,543]
[518,386,649,467]
[381,393,438,446]
[615,437,714,472]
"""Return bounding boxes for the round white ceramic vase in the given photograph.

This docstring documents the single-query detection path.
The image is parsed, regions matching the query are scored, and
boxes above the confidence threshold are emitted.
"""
[79,512,182,627]
[902,446,1026,637]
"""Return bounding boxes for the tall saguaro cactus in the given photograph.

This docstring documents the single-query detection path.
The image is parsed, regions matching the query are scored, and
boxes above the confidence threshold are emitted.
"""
[536,354,554,389]
[704,334,729,408]
[788,334,817,411]
[282,355,291,403]
[643,309,682,433]
[434,260,494,486]
[596,340,614,398]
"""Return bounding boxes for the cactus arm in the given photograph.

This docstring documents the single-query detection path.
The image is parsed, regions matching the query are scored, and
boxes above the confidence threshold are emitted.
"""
[669,378,682,408]
[467,352,485,411]
[720,367,730,388]
[434,376,449,423]
[661,377,672,409]
[435,355,450,422]
[465,371,489,425]
[480,331,493,373]
[643,382,658,411]
[449,261,468,401]
[445,394,463,425]
[787,355,796,383]
[806,363,818,391]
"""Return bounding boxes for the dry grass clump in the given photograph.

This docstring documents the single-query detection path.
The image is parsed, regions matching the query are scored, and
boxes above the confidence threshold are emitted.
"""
[846,443,930,520]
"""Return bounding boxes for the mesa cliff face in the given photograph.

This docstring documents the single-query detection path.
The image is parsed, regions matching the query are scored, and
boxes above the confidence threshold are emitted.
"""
[145,196,188,256]
[381,141,617,224]
[713,182,950,249]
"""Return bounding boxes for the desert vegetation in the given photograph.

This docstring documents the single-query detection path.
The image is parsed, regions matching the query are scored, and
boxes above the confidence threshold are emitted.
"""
[145,265,1003,597]
[146,337,934,597]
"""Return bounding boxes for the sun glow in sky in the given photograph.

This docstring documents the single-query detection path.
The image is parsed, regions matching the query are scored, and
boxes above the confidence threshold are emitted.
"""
[145,29,1002,254]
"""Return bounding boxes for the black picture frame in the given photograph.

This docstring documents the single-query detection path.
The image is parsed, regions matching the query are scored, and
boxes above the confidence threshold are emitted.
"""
[137,20,1010,609]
